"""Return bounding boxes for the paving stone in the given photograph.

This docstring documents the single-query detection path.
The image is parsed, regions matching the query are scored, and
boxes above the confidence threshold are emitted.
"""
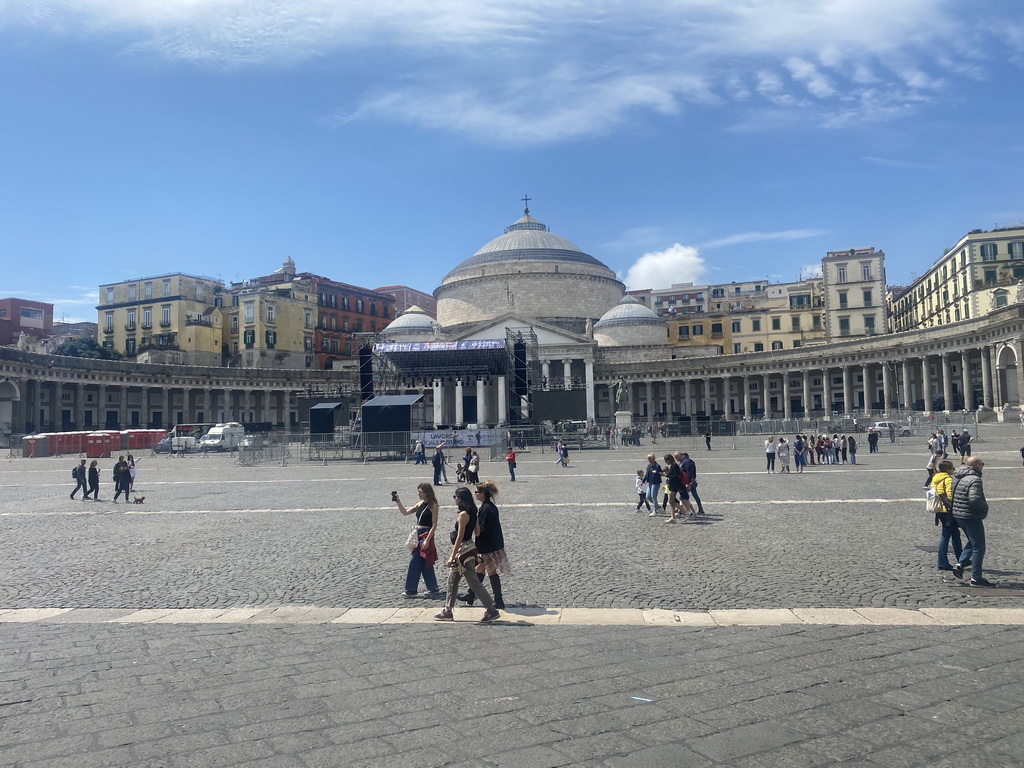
[854,608,947,625]
[559,608,644,625]
[710,610,803,626]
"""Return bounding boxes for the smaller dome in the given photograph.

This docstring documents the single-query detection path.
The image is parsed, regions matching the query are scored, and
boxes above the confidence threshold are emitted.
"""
[384,305,441,333]
[594,296,662,328]
[275,257,296,275]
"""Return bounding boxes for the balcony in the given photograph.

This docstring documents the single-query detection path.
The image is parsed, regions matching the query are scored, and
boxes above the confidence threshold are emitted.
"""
[185,316,213,327]
[103,326,114,335]
[159,321,172,328]
[124,323,136,331]
[141,323,152,330]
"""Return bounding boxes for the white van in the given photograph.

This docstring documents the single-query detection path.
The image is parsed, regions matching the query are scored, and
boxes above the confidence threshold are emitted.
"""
[199,422,246,452]
[873,421,911,437]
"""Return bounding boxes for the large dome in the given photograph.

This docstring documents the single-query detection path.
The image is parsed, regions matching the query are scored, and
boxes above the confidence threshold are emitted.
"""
[442,214,614,280]
[435,209,625,333]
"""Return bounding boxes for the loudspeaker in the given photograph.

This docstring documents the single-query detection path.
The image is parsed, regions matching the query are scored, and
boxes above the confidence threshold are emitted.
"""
[512,341,527,398]
[359,347,373,401]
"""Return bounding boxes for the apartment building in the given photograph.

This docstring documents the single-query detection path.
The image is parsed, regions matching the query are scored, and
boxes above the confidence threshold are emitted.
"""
[0,298,53,345]
[821,247,887,341]
[96,274,225,366]
[222,275,316,370]
[890,226,1024,333]
[375,284,436,318]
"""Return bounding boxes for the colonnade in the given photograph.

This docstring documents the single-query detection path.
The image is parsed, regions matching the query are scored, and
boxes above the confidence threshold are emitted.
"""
[608,341,1021,421]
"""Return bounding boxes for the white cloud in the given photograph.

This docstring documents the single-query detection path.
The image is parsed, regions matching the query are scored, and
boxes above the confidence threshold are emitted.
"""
[700,229,827,249]
[623,243,706,291]
[0,0,1013,143]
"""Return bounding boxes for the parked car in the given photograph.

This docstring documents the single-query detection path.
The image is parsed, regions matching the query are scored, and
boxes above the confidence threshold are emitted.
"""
[872,421,911,436]
[153,437,172,454]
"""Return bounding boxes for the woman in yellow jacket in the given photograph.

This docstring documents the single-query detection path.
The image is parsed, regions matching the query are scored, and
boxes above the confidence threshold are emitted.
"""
[931,460,963,571]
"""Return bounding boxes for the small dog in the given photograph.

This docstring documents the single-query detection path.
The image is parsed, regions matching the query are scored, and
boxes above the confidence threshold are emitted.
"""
[132,496,146,504]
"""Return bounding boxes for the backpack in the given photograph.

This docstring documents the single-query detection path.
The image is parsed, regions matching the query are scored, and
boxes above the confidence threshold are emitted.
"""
[71,466,77,479]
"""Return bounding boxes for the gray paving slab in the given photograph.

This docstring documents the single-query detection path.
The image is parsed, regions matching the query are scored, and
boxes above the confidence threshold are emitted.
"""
[3,423,1024,765]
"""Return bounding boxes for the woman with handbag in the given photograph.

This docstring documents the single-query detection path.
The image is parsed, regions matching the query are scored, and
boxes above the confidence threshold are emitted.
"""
[435,487,500,623]
[930,460,963,571]
[458,480,512,609]
[394,483,442,598]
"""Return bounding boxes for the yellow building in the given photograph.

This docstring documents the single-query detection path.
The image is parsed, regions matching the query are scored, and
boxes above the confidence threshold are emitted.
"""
[821,247,887,339]
[97,273,225,366]
[222,276,317,369]
[891,226,1024,332]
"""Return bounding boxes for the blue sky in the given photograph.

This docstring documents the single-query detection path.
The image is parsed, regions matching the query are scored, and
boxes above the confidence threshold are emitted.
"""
[1,0,1022,322]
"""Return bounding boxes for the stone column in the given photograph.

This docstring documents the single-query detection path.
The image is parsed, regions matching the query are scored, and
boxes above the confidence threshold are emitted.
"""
[476,378,486,426]
[97,384,107,429]
[585,361,596,423]
[27,379,39,432]
[497,376,508,426]
[941,353,953,413]
[993,347,1003,407]
[74,384,85,429]
[743,375,751,419]
[822,368,832,416]
[455,380,464,426]
[802,371,811,418]
[961,351,972,411]
[724,377,735,420]
[164,388,172,428]
[541,360,550,390]
[203,389,212,424]
[119,386,128,428]
[921,356,931,412]
[433,379,443,427]
[881,363,891,412]
[562,359,573,391]
[761,373,770,417]
[901,360,911,410]
[1014,340,1024,406]
[841,367,852,416]
[861,364,870,411]
[646,380,656,422]
[782,373,792,420]
[684,379,694,417]
[981,347,993,408]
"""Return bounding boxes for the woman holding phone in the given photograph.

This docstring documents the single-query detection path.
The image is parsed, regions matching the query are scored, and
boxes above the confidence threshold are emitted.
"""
[393,483,441,598]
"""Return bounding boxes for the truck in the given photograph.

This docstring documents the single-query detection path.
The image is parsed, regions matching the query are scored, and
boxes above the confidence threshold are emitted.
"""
[198,422,246,452]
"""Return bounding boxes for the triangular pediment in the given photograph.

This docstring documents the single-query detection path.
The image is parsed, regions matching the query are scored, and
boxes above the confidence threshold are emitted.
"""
[449,312,592,347]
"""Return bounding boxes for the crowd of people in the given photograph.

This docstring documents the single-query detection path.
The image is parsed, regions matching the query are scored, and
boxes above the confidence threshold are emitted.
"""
[761,434,861,473]
[69,454,137,502]
[636,451,705,522]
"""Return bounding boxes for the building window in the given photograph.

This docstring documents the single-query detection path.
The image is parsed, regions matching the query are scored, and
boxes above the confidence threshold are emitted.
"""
[266,304,275,323]
[861,264,871,281]
[305,310,312,329]
[838,291,848,309]
[711,288,724,298]
[356,299,364,314]
[126,310,136,330]
[793,340,801,348]
[980,243,997,260]
[243,329,255,348]
[244,303,254,323]
[343,297,350,310]
[232,294,239,307]
[105,312,113,332]
[304,337,313,352]
[677,326,689,339]
[106,287,114,304]
[771,341,783,350]
[383,305,390,318]
[863,289,872,307]
[692,324,703,335]
[144,282,153,300]
[163,280,171,297]
[231,315,238,333]
[984,269,997,285]
[265,330,276,349]
[370,302,377,316]
[370,321,377,332]
[813,315,821,329]
[752,319,761,332]
[791,316,800,331]
[994,291,1009,308]
[837,266,847,283]
[142,308,152,328]
[128,284,137,302]
[343,317,349,331]
[753,342,764,352]
[195,284,204,301]
[865,315,876,333]
[839,317,850,336]
[733,343,741,353]
[330,294,337,308]
[1010,242,1024,259]
[731,321,741,333]
[711,322,723,337]
[771,317,781,331]
[355,319,363,332]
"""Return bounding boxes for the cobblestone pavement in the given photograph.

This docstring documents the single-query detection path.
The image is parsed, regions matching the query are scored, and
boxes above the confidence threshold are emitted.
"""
[2,423,1024,765]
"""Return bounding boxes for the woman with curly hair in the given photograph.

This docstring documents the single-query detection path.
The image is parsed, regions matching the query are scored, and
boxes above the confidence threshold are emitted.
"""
[435,487,500,623]
[459,480,512,610]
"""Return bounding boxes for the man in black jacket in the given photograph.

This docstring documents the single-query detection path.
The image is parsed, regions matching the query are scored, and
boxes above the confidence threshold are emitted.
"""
[951,456,992,586]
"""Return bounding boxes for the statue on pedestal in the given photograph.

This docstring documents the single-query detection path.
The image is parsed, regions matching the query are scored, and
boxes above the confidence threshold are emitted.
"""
[614,378,629,410]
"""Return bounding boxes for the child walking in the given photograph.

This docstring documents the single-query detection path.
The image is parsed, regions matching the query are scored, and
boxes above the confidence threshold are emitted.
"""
[635,470,651,511]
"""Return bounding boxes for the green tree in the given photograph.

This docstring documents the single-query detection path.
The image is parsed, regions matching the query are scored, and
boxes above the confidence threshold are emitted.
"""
[50,337,124,360]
